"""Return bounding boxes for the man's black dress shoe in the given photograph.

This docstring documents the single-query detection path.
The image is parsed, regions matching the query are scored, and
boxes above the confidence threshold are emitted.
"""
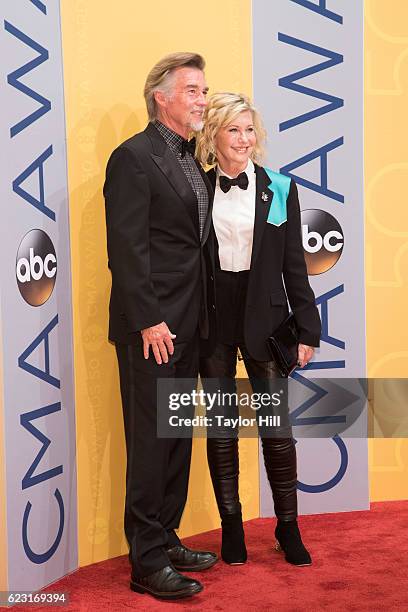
[130,565,203,600]
[166,544,218,571]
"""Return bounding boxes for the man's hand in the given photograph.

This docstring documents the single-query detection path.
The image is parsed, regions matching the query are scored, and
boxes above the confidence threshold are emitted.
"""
[297,343,315,368]
[141,322,176,365]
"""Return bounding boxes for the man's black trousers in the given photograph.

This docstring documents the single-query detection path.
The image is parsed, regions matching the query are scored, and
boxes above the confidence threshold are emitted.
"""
[115,334,199,577]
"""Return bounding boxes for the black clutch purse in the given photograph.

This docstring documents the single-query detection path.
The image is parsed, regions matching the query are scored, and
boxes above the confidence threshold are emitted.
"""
[267,314,299,377]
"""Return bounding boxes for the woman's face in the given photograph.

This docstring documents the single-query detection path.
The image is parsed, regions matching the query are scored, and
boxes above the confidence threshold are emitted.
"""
[215,110,256,170]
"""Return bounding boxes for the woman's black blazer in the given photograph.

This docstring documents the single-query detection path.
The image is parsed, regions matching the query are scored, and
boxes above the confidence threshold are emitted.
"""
[202,164,321,361]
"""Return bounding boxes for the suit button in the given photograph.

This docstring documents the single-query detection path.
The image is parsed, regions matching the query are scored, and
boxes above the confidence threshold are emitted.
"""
[210,275,214,281]
[212,304,216,310]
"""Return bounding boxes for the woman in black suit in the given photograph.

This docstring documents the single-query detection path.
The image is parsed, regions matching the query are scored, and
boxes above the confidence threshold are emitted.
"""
[197,93,321,567]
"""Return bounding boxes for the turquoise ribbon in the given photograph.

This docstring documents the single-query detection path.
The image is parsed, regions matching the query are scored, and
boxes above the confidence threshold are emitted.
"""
[264,168,290,226]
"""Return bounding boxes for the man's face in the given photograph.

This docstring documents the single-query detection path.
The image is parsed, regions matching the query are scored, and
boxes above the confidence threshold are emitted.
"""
[156,67,208,137]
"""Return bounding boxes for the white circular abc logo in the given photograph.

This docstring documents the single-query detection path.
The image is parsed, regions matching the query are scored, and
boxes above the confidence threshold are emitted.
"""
[16,229,57,306]
[301,209,344,275]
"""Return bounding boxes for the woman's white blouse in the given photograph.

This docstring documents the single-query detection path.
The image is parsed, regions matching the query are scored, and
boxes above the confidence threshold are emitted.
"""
[213,159,256,272]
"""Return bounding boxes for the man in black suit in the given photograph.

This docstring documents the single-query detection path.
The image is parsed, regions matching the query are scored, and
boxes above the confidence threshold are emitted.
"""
[103,52,217,600]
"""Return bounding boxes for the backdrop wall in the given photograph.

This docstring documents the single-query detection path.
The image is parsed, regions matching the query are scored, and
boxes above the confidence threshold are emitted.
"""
[0,0,403,583]
[0,335,6,590]
[58,0,408,568]
[60,0,258,567]
[0,0,77,591]
[365,0,408,501]
[253,0,369,518]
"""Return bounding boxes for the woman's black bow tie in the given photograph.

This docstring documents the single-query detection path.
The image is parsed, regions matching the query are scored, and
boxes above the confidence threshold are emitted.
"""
[219,172,249,193]
[181,138,196,157]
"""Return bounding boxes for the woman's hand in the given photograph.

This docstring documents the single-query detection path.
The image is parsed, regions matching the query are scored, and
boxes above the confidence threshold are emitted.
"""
[297,344,315,368]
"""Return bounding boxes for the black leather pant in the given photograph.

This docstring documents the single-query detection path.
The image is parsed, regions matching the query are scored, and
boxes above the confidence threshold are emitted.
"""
[200,342,297,522]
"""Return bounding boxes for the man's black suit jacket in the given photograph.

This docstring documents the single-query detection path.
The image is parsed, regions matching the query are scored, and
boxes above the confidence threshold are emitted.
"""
[103,122,213,345]
[202,164,321,362]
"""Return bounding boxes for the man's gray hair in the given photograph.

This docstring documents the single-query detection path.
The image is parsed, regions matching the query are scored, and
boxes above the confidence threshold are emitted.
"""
[144,52,205,121]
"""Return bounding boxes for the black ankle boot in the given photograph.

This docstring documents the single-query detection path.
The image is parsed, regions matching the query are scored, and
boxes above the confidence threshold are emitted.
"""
[221,512,247,565]
[206,438,247,564]
[275,520,311,566]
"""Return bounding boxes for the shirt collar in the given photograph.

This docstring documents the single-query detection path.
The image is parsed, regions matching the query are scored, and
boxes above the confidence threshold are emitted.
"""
[154,120,184,154]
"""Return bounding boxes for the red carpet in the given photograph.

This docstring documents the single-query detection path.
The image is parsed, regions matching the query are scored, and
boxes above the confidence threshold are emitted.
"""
[34,501,408,611]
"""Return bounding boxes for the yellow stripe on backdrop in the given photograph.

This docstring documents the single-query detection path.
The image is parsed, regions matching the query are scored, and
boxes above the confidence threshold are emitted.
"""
[0,321,8,589]
[365,0,408,501]
[60,0,255,566]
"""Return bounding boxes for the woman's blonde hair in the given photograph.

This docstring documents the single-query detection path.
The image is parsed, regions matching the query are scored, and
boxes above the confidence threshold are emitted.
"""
[195,92,266,166]
[144,52,205,121]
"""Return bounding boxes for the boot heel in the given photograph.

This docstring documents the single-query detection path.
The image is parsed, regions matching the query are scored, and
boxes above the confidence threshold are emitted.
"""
[275,521,312,566]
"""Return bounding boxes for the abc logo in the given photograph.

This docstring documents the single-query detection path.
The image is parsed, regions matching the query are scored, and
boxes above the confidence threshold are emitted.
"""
[16,229,57,306]
[301,209,344,275]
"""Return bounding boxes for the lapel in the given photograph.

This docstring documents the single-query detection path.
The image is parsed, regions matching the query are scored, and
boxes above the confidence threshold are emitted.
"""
[207,167,216,192]
[249,164,274,268]
[146,123,199,238]
[196,160,214,246]
[205,167,219,263]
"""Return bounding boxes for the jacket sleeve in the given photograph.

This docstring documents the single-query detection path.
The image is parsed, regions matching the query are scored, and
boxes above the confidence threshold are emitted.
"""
[282,179,321,347]
[103,145,163,331]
